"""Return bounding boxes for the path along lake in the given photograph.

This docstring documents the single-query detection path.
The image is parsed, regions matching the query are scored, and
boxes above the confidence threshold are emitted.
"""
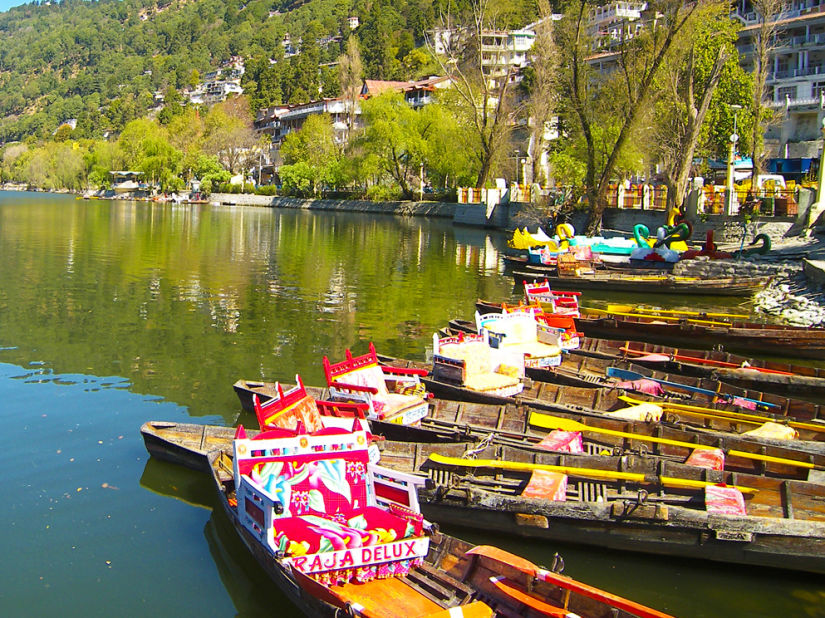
[1,190,823,617]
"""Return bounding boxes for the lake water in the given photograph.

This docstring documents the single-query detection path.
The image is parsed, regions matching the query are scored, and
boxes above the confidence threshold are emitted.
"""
[1,191,823,617]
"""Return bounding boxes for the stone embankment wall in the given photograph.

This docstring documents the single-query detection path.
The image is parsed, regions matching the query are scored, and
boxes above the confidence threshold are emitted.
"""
[673,258,825,326]
[210,193,802,242]
[209,193,456,218]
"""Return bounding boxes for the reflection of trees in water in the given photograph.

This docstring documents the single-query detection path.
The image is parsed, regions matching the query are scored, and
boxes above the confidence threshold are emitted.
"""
[139,457,301,616]
[0,196,515,420]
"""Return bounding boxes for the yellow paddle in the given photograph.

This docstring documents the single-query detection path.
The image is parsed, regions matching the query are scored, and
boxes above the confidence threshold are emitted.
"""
[604,304,749,320]
[618,394,825,435]
[528,411,816,471]
[427,453,758,495]
[581,307,733,327]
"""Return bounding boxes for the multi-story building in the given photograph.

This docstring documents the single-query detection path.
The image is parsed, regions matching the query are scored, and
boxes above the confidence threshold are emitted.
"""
[589,1,647,48]
[734,1,825,158]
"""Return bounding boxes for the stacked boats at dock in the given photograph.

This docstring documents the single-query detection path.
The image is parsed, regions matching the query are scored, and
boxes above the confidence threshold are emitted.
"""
[141,274,825,615]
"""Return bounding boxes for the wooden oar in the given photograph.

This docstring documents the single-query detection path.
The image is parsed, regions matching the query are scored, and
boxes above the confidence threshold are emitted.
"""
[582,307,733,327]
[528,412,817,471]
[427,453,759,494]
[606,367,780,409]
[618,345,796,376]
[617,394,825,434]
[606,304,749,319]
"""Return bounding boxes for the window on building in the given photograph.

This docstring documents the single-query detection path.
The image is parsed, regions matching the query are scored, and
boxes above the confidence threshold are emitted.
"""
[777,85,797,101]
[813,81,825,98]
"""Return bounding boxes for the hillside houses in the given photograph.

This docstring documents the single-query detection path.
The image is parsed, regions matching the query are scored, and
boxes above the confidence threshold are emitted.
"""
[185,57,245,106]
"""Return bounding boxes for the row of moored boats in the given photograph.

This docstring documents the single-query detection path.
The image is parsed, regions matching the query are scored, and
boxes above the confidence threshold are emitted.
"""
[141,280,825,618]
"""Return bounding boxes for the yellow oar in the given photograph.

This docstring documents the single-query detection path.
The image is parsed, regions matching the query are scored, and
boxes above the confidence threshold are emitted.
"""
[604,304,749,320]
[529,411,816,471]
[618,394,825,435]
[427,453,758,495]
[582,307,733,327]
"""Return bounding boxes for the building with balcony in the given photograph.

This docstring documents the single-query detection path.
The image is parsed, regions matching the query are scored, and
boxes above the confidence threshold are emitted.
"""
[589,1,647,49]
[734,1,825,158]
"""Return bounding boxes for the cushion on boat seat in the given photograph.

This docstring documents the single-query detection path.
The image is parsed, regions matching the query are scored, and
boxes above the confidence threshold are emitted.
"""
[613,378,664,396]
[704,485,747,516]
[520,470,568,501]
[273,508,417,556]
[603,403,663,422]
[255,386,324,433]
[685,448,725,470]
[438,340,523,396]
[741,421,797,441]
[332,359,427,421]
[536,430,583,454]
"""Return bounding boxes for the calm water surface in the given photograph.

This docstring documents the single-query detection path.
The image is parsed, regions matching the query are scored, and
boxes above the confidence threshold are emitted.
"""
[1,191,823,617]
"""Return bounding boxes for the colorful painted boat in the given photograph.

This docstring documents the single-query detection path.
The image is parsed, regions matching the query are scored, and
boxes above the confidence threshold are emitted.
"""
[229,374,825,481]
[141,420,825,575]
[140,420,673,617]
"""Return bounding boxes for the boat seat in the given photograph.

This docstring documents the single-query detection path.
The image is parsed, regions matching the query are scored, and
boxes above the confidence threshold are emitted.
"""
[478,311,567,365]
[433,334,524,397]
[236,428,429,585]
[252,375,370,433]
[323,342,431,425]
[272,508,418,556]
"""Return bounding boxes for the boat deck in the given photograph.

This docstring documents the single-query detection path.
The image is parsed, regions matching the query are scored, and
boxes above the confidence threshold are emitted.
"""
[331,576,445,617]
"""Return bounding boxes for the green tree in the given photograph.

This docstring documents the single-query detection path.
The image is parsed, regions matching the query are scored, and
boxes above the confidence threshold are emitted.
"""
[202,96,259,174]
[555,0,700,234]
[280,114,341,196]
[338,37,363,140]
[430,0,522,188]
[653,2,744,211]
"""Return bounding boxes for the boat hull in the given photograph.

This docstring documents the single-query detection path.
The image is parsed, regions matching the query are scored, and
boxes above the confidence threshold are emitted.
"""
[419,499,825,575]
[512,270,768,296]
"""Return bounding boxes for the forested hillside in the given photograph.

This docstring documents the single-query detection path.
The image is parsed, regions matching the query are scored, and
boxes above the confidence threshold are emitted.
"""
[0,0,538,142]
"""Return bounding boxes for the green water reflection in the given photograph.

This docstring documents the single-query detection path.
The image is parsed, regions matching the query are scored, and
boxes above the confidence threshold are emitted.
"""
[1,192,823,617]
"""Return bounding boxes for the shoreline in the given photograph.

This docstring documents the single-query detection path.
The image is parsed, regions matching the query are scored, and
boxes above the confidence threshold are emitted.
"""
[5,185,824,326]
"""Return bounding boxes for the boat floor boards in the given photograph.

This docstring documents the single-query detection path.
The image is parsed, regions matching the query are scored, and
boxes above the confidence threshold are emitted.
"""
[331,576,445,617]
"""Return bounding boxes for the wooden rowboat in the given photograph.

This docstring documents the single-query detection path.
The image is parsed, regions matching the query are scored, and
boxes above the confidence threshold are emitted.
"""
[511,270,770,296]
[575,337,825,398]
[141,421,825,575]
[229,379,825,480]
[451,314,825,398]
[575,309,825,361]
[412,442,825,575]
[140,421,672,618]
[374,351,825,441]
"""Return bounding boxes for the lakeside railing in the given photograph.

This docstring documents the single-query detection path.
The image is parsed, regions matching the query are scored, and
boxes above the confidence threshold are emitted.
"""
[457,182,803,217]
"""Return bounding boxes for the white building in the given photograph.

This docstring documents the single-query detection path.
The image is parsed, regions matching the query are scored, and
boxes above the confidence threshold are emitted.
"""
[186,57,245,105]
[734,1,825,157]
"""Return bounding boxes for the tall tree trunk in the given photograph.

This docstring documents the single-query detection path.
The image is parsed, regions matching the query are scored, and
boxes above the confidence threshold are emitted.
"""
[582,1,697,236]
[671,46,728,211]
